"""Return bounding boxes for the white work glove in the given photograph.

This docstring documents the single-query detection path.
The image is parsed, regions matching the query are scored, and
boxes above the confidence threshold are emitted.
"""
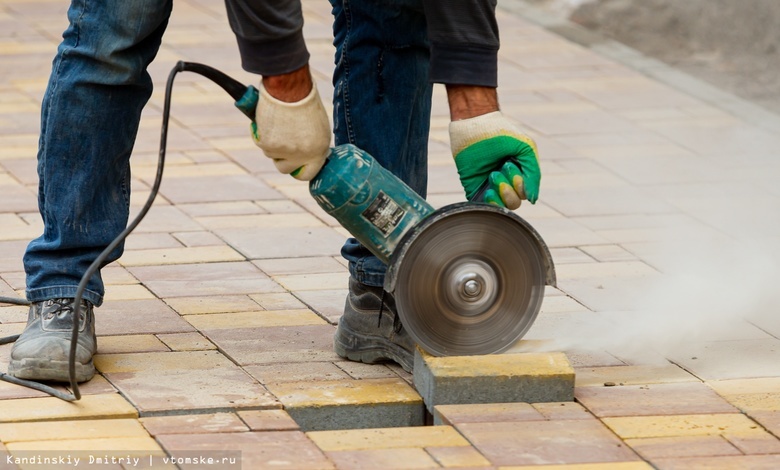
[252,80,330,181]
[450,111,540,209]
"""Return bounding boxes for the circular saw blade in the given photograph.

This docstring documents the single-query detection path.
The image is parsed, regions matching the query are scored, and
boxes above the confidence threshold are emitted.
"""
[393,205,546,356]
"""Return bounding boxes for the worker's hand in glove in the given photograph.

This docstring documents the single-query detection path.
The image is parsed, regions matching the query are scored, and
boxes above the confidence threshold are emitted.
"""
[449,111,540,209]
[252,71,331,181]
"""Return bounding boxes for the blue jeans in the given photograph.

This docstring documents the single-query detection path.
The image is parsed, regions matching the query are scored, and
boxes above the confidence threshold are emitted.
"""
[23,0,173,306]
[330,0,433,288]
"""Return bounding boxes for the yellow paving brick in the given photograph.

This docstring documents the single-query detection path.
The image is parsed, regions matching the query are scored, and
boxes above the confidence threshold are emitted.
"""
[0,394,137,423]
[156,332,216,351]
[164,295,262,314]
[184,309,326,330]
[420,351,573,379]
[426,445,491,467]
[249,292,307,310]
[273,273,348,291]
[5,437,163,455]
[270,378,421,409]
[0,419,148,443]
[499,463,653,470]
[97,334,169,354]
[0,225,42,242]
[95,350,229,374]
[708,378,780,396]
[118,245,244,267]
[722,394,780,412]
[104,283,156,301]
[308,425,469,451]
[602,414,763,439]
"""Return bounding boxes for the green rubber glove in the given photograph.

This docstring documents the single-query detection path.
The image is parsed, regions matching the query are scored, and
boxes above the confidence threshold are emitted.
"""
[449,111,541,209]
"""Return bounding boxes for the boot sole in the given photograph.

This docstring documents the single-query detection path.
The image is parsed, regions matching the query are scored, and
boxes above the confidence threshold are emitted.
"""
[8,358,95,383]
[334,324,414,373]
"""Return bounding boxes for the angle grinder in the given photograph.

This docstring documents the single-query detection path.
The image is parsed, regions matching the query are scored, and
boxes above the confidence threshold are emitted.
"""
[175,62,556,357]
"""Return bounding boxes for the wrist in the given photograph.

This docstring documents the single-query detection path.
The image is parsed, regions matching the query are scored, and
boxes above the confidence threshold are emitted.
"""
[262,64,313,103]
[446,85,499,121]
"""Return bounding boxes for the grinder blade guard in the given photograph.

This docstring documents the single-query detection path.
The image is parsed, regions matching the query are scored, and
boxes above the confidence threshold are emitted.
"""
[385,203,555,356]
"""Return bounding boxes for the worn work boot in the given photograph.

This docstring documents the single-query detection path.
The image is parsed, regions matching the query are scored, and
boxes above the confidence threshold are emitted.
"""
[8,298,97,382]
[334,278,415,372]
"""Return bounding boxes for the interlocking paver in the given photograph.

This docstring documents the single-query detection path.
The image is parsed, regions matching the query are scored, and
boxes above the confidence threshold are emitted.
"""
[140,413,248,436]
[0,394,137,423]
[156,431,333,470]
[575,382,738,417]
[267,378,424,431]
[414,349,574,412]
[94,351,278,414]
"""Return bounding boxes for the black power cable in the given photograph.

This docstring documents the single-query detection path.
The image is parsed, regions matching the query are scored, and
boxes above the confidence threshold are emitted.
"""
[0,61,254,401]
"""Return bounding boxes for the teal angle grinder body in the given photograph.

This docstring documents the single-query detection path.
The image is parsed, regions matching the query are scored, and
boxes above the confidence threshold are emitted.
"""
[198,61,556,357]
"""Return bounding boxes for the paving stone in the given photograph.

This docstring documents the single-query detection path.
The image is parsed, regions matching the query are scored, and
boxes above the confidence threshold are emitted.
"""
[185,309,326,330]
[156,431,333,470]
[575,382,738,417]
[334,361,397,380]
[244,362,349,384]
[95,299,195,336]
[164,294,262,315]
[575,364,697,387]
[254,256,346,276]
[414,349,574,413]
[494,464,652,470]
[0,419,148,443]
[325,448,439,470]
[156,332,216,351]
[213,226,346,259]
[119,245,244,267]
[273,273,347,291]
[172,230,229,247]
[127,261,284,298]
[425,445,492,468]
[293,288,348,324]
[434,402,545,426]
[307,425,470,451]
[5,436,164,456]
[0,394,137,423]
[237,409,300,431]
[140,413,248,436]
[624,435,741,460]
[157,174,282,204]
[602,414,765,439]
[651,455,780,470]
[454,419,640,466]
[267,378,424,431]
[95,351,279,413]
[203,325,339,365]
[250,292,308,310]
[96,334,169,354]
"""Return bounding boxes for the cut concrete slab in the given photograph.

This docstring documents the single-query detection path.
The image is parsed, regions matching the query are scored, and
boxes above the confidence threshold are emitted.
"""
[413,348,575,413]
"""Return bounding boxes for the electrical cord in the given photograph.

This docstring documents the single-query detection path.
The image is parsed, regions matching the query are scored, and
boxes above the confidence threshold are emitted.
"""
[0,61,249,401]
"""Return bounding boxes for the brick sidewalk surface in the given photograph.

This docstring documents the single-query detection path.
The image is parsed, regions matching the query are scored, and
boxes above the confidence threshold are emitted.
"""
[2,1,780,468]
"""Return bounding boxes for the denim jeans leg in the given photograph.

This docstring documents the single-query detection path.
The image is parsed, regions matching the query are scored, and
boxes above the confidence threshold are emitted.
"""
[23,0,173,306]
[330,0,433,288]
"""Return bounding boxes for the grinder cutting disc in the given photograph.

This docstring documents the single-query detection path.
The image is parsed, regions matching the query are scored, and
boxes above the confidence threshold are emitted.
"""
[390,203,546,356]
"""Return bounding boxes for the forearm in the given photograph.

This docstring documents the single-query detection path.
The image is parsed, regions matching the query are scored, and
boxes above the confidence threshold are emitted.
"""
[262,64,312,103]
[446,85,499,121]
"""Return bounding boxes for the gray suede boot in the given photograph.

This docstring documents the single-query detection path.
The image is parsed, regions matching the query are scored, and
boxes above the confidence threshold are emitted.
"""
[8,298,97,382]
[333,278,415,372]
